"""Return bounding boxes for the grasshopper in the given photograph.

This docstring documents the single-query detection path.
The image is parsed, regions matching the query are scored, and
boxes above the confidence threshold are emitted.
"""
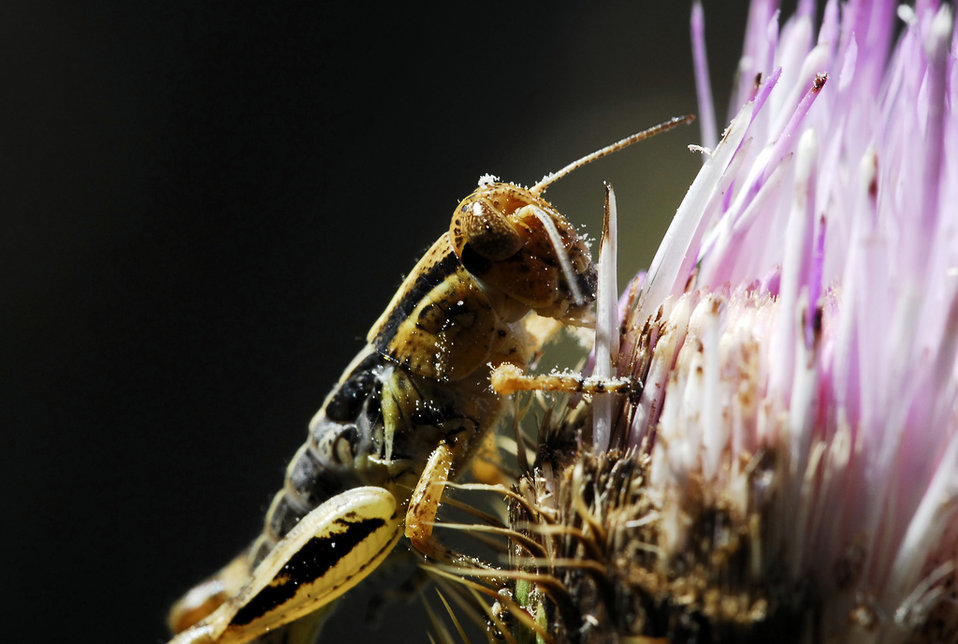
[167,117,692,644]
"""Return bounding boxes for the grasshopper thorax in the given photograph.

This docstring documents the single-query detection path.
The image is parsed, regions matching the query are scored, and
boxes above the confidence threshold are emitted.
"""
[449,182,597,323]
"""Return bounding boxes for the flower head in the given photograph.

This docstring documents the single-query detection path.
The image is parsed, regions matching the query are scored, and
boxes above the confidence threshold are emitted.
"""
[436,2,958,642]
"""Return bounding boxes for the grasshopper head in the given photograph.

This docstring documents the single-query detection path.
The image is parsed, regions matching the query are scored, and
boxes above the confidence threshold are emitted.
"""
[449,182,597,322]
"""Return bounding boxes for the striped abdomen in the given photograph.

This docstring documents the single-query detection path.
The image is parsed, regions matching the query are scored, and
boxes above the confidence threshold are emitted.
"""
[250,347,387,566]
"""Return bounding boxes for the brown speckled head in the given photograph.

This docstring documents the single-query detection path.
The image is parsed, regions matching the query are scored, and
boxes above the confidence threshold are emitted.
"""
[449,182,597,321]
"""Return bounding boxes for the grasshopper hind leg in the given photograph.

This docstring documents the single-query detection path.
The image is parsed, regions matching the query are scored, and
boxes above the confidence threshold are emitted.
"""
[168,487,402,644]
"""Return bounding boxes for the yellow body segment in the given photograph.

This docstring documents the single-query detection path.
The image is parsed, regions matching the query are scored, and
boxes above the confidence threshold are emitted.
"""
[369,236,500,381]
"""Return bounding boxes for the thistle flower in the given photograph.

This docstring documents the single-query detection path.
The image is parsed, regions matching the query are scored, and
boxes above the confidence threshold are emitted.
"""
[435,2,958,642]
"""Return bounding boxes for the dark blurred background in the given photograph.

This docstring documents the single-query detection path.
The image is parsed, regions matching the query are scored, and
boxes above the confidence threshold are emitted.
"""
[2,2,755,642]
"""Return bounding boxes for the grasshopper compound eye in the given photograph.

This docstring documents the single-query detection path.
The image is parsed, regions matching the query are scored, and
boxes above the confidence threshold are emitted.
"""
[451,196,524,261]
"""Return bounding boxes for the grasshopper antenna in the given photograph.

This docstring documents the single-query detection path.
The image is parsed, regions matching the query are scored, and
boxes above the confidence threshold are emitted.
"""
[530,114,695,195]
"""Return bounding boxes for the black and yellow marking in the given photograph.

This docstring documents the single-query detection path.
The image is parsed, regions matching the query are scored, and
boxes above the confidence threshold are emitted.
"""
[230,514,388,627]
[368,240,462,349]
